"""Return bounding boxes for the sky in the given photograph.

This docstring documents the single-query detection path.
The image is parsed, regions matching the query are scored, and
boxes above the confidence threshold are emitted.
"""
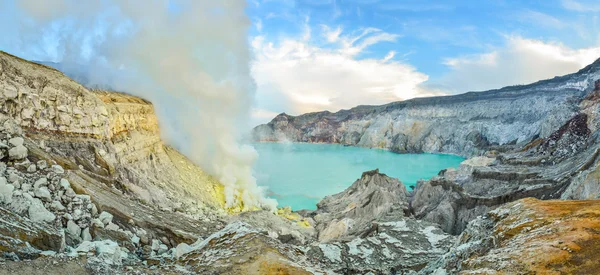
[247,0,600,125]
[2,0,600,126]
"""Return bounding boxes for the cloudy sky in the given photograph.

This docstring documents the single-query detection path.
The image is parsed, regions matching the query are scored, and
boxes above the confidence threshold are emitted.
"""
[2,0,600,126]
[247,0,600,124]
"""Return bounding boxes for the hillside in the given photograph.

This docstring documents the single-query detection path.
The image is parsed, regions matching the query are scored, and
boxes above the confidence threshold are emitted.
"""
[253,59,600,157]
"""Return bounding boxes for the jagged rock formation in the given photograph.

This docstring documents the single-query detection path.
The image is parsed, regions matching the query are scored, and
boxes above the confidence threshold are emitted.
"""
[253,59,600,157]
[304,170,455,274]
[420,198,600,274]
[314,169,410,242]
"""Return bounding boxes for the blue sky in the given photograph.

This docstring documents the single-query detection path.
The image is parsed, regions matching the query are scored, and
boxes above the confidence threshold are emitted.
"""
[2,0,600,126]
[249,0,599,78]
[247,0,600,124]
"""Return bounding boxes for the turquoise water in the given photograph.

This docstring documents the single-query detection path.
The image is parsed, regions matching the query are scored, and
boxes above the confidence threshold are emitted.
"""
[253,143,465,211]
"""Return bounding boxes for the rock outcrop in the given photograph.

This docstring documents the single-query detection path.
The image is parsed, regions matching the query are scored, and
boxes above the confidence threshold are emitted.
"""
[421,198,600,274]
[313,169,411,242]
[305,170,456,274]
[0,50,229,269]
[0,206,63,259]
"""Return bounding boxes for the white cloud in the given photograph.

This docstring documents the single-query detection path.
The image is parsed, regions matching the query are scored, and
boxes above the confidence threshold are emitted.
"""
[440,36,600,93]
[251,25,439,118]
[562,0,600,12]
[519,10,566,29]
[321,25,342,42]
[255,18,263,32]
[383,50,396,62]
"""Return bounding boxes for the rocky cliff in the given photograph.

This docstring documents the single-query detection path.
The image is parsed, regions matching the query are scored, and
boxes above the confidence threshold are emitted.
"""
[0,51,229,264]
[253,59,600,157]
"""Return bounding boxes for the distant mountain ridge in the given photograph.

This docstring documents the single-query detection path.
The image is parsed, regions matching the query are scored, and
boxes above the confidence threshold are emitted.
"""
[253,57,600,157]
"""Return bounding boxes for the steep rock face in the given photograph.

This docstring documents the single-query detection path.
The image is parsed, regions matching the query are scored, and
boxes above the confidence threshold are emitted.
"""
[0,51,225,213]
[313,169,410,242]
[0,51,229,257]
[421,198,600,274]
[410,92,600,234]
[253,59,600,156]
[304,170,455,274]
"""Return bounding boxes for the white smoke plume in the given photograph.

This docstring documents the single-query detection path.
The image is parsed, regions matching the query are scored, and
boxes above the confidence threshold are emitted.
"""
[9,0,277,211]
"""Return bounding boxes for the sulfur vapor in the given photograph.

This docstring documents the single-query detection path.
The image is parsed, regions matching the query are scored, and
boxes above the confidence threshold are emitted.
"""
[8,0,277,211]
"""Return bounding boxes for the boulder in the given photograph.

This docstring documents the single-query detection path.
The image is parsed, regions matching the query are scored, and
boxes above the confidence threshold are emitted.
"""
[307,170,456,274]
[34,186,52,201]
[51,165,64,174]
[8,137,23,147]
[66,220,82,239]
[81,227,92,242]
[0,177,14,204]
[8,145,27,160]
[0,206,63,258]
[28,198,55,223]
[99,211,113,225]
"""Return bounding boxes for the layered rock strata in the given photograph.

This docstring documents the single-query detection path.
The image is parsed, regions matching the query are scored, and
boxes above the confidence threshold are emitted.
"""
[253,60,600,157]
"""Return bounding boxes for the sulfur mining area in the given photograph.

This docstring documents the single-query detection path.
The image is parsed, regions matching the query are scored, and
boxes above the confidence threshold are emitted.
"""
[1,47,600,275]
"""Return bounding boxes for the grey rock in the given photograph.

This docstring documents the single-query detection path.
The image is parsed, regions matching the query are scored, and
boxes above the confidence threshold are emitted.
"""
[81,227,92,242]
[2,84,18,99]
[26,164,36,173]
[34,186,52,201]
[151,239,161,251]
[0,177,14,204]
[65,188,76,198]
[8,137,23,147]
[33,177,48,189]
[91,203,98,216]
[91,218,104,229]
[49,200,66,211]
[99,211,113,225]
[59,178,70,190]
[66,220,82,238]
[131,235,140,245]
[105,222,119,231]
[21,183,31,192]
[51,165,64,174]
[301,170,456,274]
[8,145,27,160]
[314,169,410,242]
[158,244,168,255]
[28,198,55,223]
[0,206,63,258]
[7,173,19,183]
[36,160,47,170]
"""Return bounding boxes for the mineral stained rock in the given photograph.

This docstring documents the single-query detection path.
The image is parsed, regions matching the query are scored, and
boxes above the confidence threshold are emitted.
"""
[421,198,600,275]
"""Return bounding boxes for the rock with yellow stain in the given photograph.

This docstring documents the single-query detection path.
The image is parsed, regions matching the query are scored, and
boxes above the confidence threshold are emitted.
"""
[421,198,600,274]
[177,222,328,274]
